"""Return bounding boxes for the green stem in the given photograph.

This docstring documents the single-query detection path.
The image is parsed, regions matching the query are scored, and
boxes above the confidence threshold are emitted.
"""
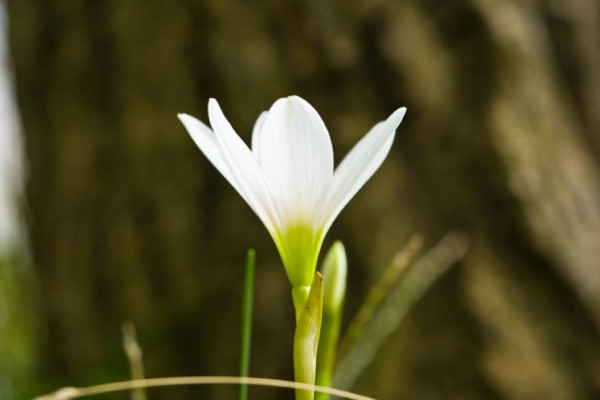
[239,249,255,400]
[292,285,311,322]
[293,273,324,400]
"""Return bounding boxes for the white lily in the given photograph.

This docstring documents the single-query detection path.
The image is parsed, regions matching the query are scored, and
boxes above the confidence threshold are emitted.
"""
[178,96,405,304]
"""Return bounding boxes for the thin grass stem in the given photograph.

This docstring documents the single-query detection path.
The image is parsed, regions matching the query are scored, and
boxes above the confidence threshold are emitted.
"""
[121,323,147,400]
[239,249,256,400]
[33,376,376,400]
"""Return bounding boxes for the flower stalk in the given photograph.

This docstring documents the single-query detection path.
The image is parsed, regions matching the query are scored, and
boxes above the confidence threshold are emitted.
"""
[294,272,324,400]
[292,285,312,323]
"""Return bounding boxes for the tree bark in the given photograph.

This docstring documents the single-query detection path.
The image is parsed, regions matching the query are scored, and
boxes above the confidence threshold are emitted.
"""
[7,0,600,398]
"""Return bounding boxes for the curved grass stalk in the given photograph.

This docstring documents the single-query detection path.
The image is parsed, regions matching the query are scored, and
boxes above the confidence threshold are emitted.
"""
[33,376,376,400]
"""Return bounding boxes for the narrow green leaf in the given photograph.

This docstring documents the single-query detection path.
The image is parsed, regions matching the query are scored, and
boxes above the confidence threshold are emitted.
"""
[338,235,423,356]
[239,249,256,400]
[333,233,468,390]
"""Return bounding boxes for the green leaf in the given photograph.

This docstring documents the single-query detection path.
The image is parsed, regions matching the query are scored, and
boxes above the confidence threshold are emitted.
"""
[239,249,256,400]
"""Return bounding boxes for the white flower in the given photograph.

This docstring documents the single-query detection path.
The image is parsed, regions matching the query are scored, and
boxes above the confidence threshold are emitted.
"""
[179,96,405,290]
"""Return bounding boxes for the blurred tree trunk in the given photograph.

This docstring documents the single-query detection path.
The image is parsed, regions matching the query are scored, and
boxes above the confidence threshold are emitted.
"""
[7,0,600,399]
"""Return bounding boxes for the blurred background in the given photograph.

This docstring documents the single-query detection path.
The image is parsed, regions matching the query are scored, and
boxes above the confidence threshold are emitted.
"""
[2,0,600,399]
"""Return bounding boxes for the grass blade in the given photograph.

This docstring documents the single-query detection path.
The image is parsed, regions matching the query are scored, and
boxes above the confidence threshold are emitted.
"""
[338,236,423,357]
[334,232,469,390]
[239,249,256,400]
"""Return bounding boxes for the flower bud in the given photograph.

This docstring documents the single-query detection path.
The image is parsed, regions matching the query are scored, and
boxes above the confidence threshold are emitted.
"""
[316,241,347,399]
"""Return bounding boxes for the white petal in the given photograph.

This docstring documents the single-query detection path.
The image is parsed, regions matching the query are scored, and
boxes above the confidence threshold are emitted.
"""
[255,96,334,227]
[206,99,281,234]
[178,113,249,202]
[320,107,406,232]
[251,111,268,160]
